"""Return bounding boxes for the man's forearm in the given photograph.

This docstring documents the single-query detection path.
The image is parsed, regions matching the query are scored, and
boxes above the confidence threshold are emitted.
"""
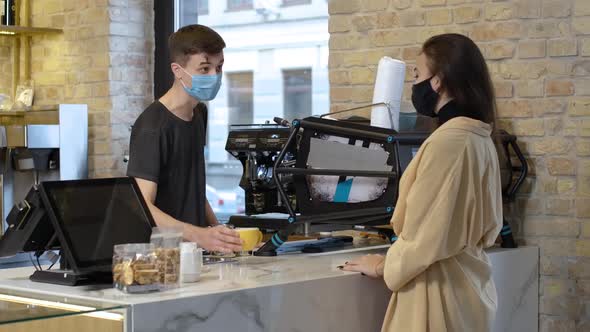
[205,199,219,226]
[146,201,203,239]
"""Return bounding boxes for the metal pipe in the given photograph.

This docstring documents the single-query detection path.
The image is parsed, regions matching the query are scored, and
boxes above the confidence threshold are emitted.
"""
[319,102,391,120]
[272,124,299,218]
[294,207,391,224]
[275,167,396,178]
[300,118,393,142]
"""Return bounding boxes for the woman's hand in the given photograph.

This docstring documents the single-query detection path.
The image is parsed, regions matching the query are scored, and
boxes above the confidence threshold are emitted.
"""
[340,254,385,278]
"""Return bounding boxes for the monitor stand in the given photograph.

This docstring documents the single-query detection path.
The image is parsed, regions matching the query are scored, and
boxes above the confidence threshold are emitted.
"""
[30,270,112,286]
[28,248,112,286]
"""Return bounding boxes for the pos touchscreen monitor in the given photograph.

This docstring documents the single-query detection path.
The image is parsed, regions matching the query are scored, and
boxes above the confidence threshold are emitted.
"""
[35,177,156,283]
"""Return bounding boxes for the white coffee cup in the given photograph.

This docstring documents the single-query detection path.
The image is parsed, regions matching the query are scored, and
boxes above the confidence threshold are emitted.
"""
[180,242,202,283]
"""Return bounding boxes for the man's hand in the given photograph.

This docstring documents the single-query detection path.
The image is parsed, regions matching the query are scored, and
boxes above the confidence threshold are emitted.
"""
[133,178,242,252]
[185,225,243,253]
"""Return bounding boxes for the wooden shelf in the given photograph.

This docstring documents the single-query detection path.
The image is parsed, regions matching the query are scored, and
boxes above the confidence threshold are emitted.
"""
[3,2,65,99]
[0,109,59,125]
[0,25,62,36]
[0,111,26,116]
[0,108,58,116]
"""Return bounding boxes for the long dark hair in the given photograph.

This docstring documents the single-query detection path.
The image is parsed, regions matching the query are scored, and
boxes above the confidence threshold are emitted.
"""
[422,34,497,125]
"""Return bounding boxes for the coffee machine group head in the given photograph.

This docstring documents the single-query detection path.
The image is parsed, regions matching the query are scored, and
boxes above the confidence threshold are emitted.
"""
[225,119,297,216]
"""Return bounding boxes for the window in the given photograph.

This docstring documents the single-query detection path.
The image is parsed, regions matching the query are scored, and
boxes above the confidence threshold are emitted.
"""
[227,0,253,11]
[178,0,203,28]
[198,0,209,15]
[282,0,311,7]
[283,69,312,121]
[227,72,254,126]
[157,0,329,219]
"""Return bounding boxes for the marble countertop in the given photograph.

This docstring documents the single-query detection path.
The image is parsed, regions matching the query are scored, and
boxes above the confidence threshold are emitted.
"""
[0,245,533,309]
[0,245,390,307]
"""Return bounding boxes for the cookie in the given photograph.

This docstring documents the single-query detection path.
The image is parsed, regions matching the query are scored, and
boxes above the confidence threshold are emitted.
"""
[134,269,159,285]
[121,262,134,286]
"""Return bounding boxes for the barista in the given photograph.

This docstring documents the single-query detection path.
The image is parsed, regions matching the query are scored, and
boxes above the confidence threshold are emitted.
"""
[127,25,242,253]
[341,34,503,331]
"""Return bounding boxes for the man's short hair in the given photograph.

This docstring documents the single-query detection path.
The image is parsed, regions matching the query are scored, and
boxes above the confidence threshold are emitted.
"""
[168,24,226,66]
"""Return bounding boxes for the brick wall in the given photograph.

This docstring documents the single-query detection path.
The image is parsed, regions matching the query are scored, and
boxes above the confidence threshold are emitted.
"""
[0,0,154,178]
[328,0,589,330]
[107,0,154,178]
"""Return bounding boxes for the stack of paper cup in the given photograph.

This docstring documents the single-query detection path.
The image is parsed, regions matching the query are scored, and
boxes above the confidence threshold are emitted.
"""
[180,242,202,283]
[370,57,407,131]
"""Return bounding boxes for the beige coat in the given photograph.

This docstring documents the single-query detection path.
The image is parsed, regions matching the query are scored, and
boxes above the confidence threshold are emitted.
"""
[381,117,503,332]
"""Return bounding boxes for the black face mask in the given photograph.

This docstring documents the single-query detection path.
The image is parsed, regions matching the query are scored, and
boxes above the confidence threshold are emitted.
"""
[411,77,439,118]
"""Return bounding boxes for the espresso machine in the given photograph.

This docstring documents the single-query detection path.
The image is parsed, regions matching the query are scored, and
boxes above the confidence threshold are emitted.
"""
[226,114,422,255]
[0,104,87,266]
[226,112,527,256]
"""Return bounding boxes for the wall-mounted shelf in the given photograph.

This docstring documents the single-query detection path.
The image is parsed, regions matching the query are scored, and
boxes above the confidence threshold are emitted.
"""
[0,109,59,125]
[1,0,64,100]
[0,111,27,116]
[0,25,62,36]
[0,109,58,116]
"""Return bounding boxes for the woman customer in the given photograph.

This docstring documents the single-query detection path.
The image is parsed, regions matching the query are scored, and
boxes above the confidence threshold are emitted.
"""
[342,33,503,332]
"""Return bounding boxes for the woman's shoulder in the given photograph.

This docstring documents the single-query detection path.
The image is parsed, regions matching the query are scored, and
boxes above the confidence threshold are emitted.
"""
[414,135,467,174]
[420,120,494,170]
[423,126,469,156]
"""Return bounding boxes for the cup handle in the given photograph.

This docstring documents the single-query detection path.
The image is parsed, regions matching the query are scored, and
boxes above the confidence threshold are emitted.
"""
[257,231,263,244]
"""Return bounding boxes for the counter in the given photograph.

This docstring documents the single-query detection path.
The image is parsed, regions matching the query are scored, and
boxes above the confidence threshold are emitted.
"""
[0,245,538,332]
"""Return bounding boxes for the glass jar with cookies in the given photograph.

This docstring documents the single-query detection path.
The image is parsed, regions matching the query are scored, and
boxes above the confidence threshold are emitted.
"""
[112,243,160,294]
[150,227,182,290]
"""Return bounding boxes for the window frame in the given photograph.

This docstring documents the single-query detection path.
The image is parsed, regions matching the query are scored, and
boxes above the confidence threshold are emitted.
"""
[197,0,209,15]
[226,71,255,127]
[153,0,176,99]
[282,67,313,121]
[226,0,254,12]
[281,0,311,7]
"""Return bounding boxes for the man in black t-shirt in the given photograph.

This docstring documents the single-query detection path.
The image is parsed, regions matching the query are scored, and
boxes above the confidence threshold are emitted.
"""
[127,25,242,253]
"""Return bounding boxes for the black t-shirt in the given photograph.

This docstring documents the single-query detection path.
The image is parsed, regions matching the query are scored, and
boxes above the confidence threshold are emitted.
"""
[126,101,208,227]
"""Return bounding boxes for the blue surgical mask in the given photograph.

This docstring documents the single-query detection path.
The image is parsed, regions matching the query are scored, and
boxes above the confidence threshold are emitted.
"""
[180,67,222,101]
